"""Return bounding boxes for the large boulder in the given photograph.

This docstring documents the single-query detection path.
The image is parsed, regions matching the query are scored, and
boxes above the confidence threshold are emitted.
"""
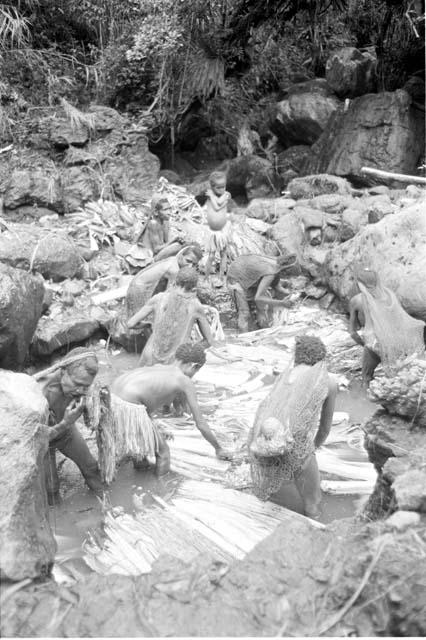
[271,79,340,148]
[0,370,56,581]
[324,202,426,321]
[325,47,377,98]
[222,155,276,200]
[304,90,425,181]
[32,299,110,357]
[2,167,62,212]
[0,264,44,370]
[288,174,353,199]
[103,134,160,205]
[276,145,311,186]
[246,197,294,222]
[88,105,126,134]
[271,212,304,260]
[60,165,101,213]
[0,224,83,281]
[49,119,89,148]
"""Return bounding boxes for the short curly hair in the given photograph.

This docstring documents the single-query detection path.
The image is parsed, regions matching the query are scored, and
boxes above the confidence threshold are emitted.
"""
[175,342,206,366]
[176,266,198,291]
[294,335,326,366]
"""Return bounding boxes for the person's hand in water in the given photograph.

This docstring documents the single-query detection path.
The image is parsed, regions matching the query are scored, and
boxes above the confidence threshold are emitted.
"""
[215,447,233,461]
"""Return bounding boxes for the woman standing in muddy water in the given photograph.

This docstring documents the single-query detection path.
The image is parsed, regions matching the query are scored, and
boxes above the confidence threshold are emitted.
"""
[248,335,337,519]
[34,347,105,505]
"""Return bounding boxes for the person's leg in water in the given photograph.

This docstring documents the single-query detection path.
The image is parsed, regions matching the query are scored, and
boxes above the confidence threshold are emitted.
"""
[56,424,105,496]
[205,250,216,280]
[362,347,381,387]
[229,281,251,332]
[155,430,171,476]
[294,454,322,519]
[219,246,228,281]
[133,457,151,471]
[44,446,61,505]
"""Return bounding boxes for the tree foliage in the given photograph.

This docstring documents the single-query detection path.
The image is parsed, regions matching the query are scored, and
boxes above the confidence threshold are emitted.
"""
[0,0,424,148]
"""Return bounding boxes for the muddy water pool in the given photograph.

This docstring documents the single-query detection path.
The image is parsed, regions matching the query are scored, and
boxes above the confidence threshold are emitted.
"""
[50,344,378,579]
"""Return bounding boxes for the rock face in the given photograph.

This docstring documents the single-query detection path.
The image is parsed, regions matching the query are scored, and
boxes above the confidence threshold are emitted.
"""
[3,167,63,212]
[325,47,377,98]
[271,212,304,259]
[223,155,276,200]
[246,197,294,222]
[276,145,311,186]
[0,224,83,281]
[363,409,426,520]
[0,106,160,213]
[324,202,426,321]
[304,90,425,180]
[271,80,340,148]
[103,134,161,206]
[288,174,352,199]
[369,358,426,426]
[0,370,56,581]
[0,264,44,370]
[31,298,110,357]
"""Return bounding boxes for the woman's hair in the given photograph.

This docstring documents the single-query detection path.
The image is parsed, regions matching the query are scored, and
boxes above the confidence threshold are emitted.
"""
[64,347,98,377]
[176,266,198,291]
[294,335,326,366]
[175,343,206,366]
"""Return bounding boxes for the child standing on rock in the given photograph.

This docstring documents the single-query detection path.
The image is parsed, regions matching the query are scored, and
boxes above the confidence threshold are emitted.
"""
[204,170,233,284]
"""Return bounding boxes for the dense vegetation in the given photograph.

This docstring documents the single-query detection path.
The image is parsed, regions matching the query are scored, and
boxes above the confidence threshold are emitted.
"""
[0,0,424,151]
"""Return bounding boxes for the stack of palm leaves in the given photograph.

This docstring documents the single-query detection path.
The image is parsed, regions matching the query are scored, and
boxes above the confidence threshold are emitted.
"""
[83,480,324,576]
[66,199,146,248]
[157,177,204,221]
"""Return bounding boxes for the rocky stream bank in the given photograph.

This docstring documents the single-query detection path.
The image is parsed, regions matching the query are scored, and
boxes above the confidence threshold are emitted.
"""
[1,52,426,636]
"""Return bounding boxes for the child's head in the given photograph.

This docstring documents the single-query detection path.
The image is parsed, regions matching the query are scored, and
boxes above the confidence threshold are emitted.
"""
[209,171,227,197]
[151,194,172,220]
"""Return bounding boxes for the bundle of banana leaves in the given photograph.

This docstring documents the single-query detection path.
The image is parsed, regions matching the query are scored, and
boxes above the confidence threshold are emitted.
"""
[66,199,147,248]
[157,177,204,221]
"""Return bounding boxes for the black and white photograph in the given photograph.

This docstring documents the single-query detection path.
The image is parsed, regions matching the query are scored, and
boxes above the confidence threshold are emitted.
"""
[0,0,425,637]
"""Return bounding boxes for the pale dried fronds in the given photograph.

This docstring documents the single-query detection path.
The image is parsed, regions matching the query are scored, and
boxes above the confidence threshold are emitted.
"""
[0,5,31,49]
[60,97,96,133]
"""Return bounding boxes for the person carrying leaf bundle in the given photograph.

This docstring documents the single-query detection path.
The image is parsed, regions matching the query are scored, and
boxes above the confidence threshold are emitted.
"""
[248,335,337,519]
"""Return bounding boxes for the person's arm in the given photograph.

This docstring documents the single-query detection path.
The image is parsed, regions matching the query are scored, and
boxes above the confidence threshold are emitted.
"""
[127,297,156,328]
[48,398,85,441]
[348,295,365,346]
[205,190,228,211]
[314,380,338,449]
[255,274,292,309]
[182,377,230,458]
[162,219,170,244]
[195,305,214,346]
[273,282,291,298]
